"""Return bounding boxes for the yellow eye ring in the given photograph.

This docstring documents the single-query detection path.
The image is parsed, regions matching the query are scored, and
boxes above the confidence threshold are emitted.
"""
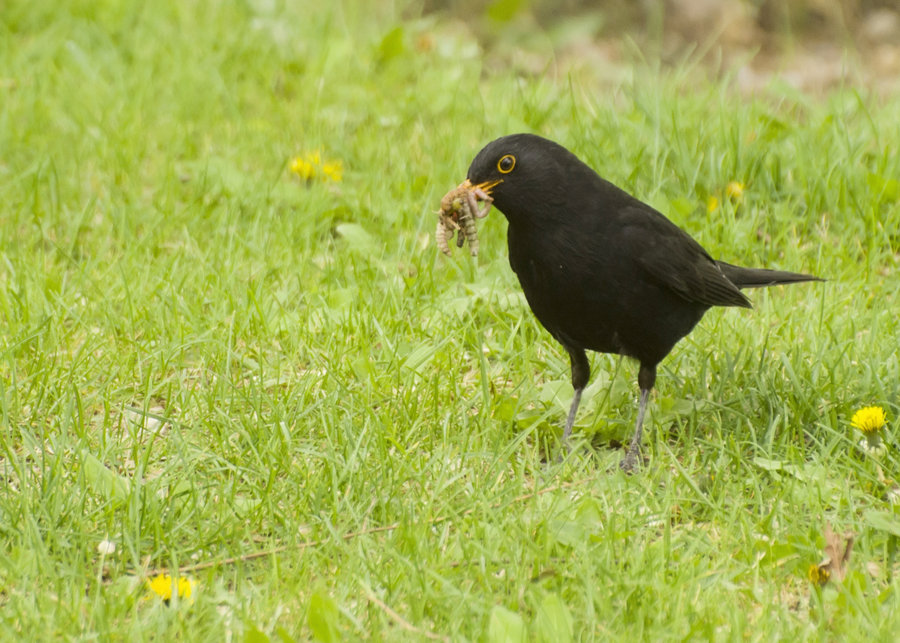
[497,154,516,174]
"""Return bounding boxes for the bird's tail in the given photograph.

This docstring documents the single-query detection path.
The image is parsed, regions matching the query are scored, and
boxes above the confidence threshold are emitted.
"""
[716,261,823,289]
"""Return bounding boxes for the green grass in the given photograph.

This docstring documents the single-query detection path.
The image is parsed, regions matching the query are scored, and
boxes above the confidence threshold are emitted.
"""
[2,1,899,640]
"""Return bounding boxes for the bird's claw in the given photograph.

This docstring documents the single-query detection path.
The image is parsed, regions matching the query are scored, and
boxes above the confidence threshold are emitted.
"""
[619,449,641,474]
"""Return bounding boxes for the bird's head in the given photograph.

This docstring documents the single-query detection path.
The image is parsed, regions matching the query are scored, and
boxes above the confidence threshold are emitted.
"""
[463,133,577,223]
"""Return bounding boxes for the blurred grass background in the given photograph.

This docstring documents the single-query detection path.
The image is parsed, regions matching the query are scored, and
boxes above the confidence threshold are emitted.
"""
[1,0,898,640]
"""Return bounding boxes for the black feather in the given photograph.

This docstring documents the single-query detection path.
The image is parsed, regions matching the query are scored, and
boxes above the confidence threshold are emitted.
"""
[464,133,822,470]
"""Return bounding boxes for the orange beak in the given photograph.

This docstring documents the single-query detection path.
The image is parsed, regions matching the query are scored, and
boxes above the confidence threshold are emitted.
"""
[461,178,502,197]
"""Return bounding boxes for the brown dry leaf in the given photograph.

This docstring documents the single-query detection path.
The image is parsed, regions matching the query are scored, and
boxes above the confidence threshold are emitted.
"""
[865,561,883,578]
[811,523,854,586]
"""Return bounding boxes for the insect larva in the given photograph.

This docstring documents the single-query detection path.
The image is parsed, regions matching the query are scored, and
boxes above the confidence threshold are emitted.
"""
[435,183,493,257]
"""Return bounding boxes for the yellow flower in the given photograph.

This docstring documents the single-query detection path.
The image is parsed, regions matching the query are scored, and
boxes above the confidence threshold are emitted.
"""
[321,160,343,182]
[147,574,194,602]
[851,406,887,435]
[706,196,719,213]
[726,181,744,200]
[290,156,316,181]
[289,150,343,183]
[808,563,830,586]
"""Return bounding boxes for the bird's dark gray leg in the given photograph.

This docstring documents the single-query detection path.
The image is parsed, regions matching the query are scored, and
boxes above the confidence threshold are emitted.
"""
[620,364,656,472]
[561,348,590,452]
[562,389,583,446]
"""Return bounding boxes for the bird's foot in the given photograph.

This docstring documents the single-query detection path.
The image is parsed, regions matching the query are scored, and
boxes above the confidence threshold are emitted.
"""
[619,450,640,474]
[554,438,573,464]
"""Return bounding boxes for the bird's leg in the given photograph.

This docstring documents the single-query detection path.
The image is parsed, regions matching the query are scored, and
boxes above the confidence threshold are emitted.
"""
[620,389,649,472]
[562,388,583,446]
[560,348,590,455]
[620,364,656,473]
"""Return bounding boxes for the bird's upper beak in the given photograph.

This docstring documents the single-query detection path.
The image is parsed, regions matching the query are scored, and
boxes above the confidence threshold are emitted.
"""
[462,178,502,197]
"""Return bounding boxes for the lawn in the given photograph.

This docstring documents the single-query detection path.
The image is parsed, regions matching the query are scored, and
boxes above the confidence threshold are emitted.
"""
[1,1,899,640]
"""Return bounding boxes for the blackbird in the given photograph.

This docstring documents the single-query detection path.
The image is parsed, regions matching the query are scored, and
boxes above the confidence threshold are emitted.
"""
[461,133,821,471]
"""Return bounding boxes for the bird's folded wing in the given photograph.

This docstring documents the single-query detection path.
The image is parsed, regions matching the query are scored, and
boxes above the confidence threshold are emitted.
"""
[622,206,752,309]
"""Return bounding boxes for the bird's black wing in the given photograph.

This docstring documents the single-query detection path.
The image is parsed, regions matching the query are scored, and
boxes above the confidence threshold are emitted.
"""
[619,205,752,309]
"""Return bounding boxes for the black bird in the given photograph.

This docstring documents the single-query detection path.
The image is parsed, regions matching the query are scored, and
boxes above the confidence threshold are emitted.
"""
[461,133,820,470]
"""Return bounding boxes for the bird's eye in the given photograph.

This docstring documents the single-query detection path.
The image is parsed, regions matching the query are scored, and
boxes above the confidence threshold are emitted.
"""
[497,154,516,174]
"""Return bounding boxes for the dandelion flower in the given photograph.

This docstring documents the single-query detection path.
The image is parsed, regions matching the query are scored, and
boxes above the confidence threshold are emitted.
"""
[289,156,316,181]
[321,160,343,182]
[808,563,830,586]
[97,539,116,555]
[851,406,886,435]
[706,195,719,214]
[147,574,194,602]
[852,406,887,456]
[289,150,343,183]
[725,181,745,199]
